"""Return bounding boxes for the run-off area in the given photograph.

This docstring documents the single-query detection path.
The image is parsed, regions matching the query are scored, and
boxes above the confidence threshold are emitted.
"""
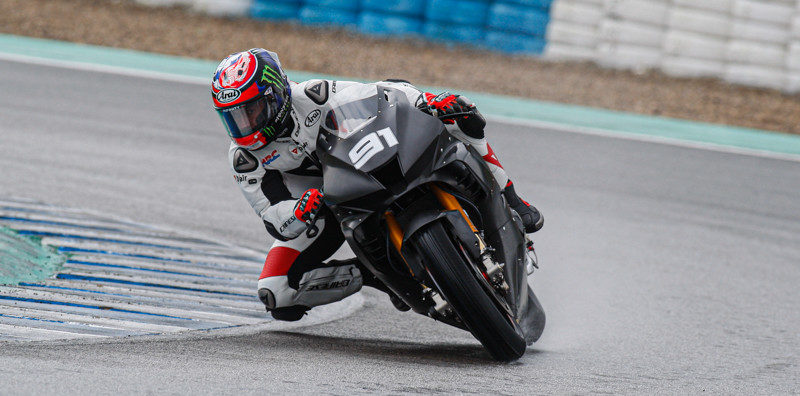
[0,197,269,341]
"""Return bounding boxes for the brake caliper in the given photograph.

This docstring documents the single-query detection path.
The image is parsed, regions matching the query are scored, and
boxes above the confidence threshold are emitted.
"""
[481,250,510,292]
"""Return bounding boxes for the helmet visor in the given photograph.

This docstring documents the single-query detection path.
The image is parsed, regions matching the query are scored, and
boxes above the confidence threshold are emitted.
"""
[217,95,281,139]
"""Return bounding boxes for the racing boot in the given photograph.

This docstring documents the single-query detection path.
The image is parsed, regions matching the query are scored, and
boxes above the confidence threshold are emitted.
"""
[503,180,543,233]
[502,181,543,234]
[471,139,543,233]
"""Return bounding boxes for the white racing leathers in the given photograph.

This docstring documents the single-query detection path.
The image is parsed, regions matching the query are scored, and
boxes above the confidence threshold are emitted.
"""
[229,78,511,311]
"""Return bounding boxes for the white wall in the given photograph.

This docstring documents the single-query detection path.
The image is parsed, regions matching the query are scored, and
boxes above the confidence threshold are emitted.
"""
[546,0,800,93]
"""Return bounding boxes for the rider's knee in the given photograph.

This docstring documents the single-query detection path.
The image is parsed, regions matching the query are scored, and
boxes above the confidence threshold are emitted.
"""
[257,276,295,309]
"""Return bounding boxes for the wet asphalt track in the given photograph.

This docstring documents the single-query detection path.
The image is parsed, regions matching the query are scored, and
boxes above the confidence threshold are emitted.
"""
[0,59,799,394]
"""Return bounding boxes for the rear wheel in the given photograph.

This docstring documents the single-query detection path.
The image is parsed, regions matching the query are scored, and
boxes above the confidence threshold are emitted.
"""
[414,221,526,361]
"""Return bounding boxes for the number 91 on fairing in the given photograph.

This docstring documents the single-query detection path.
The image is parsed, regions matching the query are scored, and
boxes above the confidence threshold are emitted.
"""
[348,127,399,170]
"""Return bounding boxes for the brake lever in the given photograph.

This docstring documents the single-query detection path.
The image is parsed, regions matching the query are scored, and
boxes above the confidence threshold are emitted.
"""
[304,187,325,238]
[437,111,474,120]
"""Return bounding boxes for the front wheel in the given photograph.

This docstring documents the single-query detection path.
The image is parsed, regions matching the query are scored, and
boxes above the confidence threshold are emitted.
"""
[414,221,526,361]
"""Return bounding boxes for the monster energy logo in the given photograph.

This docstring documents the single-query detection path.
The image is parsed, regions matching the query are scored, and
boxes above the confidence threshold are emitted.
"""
[261,66,283,87]
[262,125,276,137]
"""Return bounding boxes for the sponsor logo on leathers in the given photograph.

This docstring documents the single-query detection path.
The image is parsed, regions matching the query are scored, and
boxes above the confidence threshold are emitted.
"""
[261,149,281,167]
[307,279,352,291]
[304,109,321,127]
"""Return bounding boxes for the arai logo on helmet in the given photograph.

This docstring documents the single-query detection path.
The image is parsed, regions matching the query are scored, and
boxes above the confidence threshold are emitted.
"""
[216,89,240,104]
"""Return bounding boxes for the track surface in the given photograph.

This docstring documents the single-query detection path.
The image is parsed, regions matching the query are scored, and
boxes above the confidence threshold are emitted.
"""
[0,59,798,393]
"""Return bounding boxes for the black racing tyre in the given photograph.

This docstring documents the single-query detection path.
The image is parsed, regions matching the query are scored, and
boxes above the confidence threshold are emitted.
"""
[414,221,526,361]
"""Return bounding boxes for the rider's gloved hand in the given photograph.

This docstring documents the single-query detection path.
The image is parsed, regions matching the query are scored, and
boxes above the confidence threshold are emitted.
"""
[294,188,324,223]
[417,92,486,138]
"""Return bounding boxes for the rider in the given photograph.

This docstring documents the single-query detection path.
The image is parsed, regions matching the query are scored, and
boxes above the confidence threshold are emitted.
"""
[212,48,543,321]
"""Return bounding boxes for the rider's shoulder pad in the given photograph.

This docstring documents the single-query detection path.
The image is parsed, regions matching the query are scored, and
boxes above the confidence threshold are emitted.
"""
[302,79,330,105]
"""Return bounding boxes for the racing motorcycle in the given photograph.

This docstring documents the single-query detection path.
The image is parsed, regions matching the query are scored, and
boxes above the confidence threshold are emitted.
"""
[313,84,545,361]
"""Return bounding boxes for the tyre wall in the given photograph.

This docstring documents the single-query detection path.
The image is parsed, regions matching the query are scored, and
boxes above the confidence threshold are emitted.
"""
[546,0,800,93]
[133,0,552,55]
[132,0,800,93]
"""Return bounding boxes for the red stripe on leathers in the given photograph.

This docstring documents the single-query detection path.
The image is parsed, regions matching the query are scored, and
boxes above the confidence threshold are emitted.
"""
[259,246,301,279]
[482,144,504,169]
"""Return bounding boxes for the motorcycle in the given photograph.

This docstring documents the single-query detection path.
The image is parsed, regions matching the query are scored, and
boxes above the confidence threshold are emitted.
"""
[312,84,545,361]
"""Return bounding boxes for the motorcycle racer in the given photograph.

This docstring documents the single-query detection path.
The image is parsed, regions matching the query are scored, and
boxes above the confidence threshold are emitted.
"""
[212,48,543,321]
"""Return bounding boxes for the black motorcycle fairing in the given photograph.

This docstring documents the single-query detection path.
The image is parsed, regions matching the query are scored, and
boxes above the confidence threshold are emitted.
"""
[318,86,446,207]
[314,83,545,343]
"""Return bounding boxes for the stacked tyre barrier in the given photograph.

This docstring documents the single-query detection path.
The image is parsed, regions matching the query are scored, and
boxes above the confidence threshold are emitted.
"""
[546,0,800,93]
[133,0,554,56]
[254,0,553,55]
[133,0,800,93]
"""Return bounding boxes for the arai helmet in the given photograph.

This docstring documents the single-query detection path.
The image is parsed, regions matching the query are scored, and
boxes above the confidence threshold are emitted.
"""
[212,49,293,150]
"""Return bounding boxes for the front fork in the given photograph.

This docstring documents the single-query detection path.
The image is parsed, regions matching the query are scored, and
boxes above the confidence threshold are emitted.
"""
[384,184,511,318]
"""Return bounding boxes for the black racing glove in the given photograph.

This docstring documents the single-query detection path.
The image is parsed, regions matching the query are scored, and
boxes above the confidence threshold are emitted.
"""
[417,92,486,138]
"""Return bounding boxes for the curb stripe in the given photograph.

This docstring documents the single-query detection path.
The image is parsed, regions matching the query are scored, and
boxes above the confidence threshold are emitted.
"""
[18,230,189,250]
[0,295,191,319]
[0,199,268,341]
[57,246,191,263]
[18,282,132,298]
[55,274,252,297]
[0,216,126,233]
[64,260,226,279]
[19,230,257,261]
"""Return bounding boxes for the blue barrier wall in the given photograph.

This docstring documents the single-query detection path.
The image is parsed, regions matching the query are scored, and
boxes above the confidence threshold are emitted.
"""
[250,0,552,55]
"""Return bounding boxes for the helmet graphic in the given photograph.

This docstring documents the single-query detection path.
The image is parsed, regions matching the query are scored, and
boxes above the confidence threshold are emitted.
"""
[212,49,293,150]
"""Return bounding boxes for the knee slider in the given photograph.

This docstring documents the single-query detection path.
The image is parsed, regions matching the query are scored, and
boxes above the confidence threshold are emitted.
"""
[270,305,309,321]
[257,276,297,309]
[257,288,276,310]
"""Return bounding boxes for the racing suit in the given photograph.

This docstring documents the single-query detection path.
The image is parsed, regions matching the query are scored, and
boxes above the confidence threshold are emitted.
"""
[229,79,516,319]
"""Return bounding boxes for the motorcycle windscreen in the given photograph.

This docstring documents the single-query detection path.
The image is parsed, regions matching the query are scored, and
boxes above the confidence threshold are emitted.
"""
[320,85,380,139]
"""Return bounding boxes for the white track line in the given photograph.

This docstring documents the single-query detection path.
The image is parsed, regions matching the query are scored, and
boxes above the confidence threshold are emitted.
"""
[488,115,800,164]
[0,52,208,85]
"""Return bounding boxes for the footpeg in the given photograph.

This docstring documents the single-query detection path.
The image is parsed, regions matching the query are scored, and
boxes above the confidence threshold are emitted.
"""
[525,238,538,275]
